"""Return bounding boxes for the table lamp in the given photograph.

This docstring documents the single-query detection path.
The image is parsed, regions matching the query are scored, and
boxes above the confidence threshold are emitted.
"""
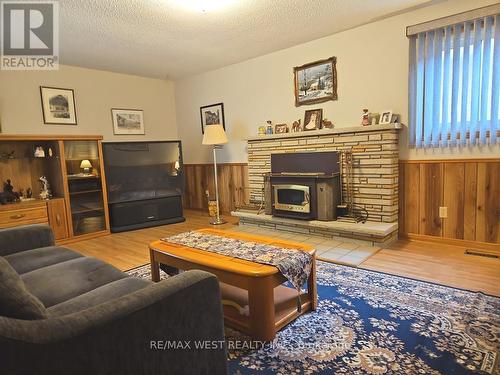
[173,160,180,176]
[202,124,228,225]
[80,159,92,174]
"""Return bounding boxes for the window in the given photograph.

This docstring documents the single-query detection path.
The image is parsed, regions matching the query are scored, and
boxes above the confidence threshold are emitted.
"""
[408,15,499,147]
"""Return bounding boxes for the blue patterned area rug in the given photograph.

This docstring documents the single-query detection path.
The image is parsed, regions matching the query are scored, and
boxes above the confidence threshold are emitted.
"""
[127,262,500,374]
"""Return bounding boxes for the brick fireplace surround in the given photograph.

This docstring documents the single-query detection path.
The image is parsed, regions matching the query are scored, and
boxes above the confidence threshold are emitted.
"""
[246,124,401,223]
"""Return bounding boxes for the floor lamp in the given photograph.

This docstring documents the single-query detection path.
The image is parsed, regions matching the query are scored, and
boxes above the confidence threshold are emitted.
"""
[202,124,228,225]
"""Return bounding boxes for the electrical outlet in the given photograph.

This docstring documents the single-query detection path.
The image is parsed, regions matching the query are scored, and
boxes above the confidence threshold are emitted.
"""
[439,206,448,218]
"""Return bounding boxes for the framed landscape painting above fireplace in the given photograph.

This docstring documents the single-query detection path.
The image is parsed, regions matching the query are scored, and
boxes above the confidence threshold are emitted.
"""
[293,57,337,106]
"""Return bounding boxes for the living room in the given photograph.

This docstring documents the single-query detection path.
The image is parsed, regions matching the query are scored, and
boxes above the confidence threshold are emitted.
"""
[0,0,498,374]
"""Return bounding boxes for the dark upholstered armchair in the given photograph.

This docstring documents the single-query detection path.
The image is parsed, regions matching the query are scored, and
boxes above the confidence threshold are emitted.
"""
[0,225,227,375]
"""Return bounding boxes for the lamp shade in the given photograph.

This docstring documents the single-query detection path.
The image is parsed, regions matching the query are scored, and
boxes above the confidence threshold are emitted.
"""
[202,124,228,145]
[80,159,92,169]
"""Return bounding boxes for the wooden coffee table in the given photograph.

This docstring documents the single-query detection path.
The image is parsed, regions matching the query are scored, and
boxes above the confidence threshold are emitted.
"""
[149,228,317,341]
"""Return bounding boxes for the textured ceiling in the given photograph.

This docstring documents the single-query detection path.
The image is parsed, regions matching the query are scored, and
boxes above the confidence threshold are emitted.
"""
[59,0,439,78]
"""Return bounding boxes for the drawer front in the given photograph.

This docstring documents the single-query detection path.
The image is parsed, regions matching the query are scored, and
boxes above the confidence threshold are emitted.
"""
[0,206,49,227]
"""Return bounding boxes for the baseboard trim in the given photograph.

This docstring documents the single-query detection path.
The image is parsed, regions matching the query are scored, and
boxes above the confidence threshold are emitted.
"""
[400,233,500,253]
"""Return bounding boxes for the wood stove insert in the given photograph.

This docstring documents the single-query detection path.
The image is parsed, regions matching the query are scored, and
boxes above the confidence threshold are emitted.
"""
[266,152,341,221]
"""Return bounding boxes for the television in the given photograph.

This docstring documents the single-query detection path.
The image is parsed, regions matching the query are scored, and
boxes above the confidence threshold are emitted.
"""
[102,141,184,204]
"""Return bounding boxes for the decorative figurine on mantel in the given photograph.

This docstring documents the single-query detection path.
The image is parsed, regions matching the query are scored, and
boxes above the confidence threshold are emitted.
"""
[322,119,334,129]
[266,120,273,134]
[39,176,52,200]
[291,119,301,132]
[258,126,266,136]
[361,109,370,126]
[0,180,21,204]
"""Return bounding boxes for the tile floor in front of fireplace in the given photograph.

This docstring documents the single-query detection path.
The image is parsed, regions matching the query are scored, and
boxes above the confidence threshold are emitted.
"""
[228,224,380,266]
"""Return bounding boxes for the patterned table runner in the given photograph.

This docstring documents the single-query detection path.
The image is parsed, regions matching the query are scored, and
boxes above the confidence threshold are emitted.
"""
[162,231,313,296]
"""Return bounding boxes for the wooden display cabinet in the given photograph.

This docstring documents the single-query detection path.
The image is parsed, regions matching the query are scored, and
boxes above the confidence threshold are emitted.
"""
[0,135,110,242]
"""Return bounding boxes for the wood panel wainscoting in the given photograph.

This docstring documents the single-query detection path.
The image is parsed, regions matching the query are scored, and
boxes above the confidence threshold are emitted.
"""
[183,160,499,250]
[399,159,500,250]
[183,163,249,214]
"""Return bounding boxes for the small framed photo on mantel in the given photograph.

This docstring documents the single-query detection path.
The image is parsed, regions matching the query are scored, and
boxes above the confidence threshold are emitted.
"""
[111,108,145,135]
[303,108,323,131]
[40,86,77,125]
[200,102,225,134]
[379,110,393,125]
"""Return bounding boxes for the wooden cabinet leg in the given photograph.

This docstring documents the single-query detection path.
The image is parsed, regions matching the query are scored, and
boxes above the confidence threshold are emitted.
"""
[150,249,160,282]
[248,276,275,341]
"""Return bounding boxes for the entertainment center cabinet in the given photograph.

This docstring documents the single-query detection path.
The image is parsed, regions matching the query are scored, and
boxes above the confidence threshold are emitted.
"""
[102,141,185,232]
[108,195,184,232]
[0,135,110,242]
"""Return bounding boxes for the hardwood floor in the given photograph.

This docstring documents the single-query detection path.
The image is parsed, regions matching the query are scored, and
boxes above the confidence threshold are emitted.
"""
[65,209,500,297]
[361,240,500,296]
[65,210,238,271]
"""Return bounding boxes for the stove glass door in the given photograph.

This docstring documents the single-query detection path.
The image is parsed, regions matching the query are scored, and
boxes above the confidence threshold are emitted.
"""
[273,184,310,213]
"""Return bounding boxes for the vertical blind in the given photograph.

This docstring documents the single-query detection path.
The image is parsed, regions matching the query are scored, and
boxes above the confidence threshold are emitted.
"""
[409,14,500,147]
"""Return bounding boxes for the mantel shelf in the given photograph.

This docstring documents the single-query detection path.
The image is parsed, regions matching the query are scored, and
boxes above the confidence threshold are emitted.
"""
[245,123,403,142]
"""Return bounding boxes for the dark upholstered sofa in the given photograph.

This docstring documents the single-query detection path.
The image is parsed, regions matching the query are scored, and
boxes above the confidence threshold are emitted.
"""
[0,225,227,375]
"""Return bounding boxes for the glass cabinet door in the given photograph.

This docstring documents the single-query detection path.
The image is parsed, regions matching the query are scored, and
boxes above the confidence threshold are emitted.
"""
[64,140,106,236]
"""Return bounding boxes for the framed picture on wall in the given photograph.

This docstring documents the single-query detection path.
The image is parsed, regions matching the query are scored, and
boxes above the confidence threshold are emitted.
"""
[293,57,337,107]
[111,108,145,135]
[40,86,78,125]
[200,102,225,134]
